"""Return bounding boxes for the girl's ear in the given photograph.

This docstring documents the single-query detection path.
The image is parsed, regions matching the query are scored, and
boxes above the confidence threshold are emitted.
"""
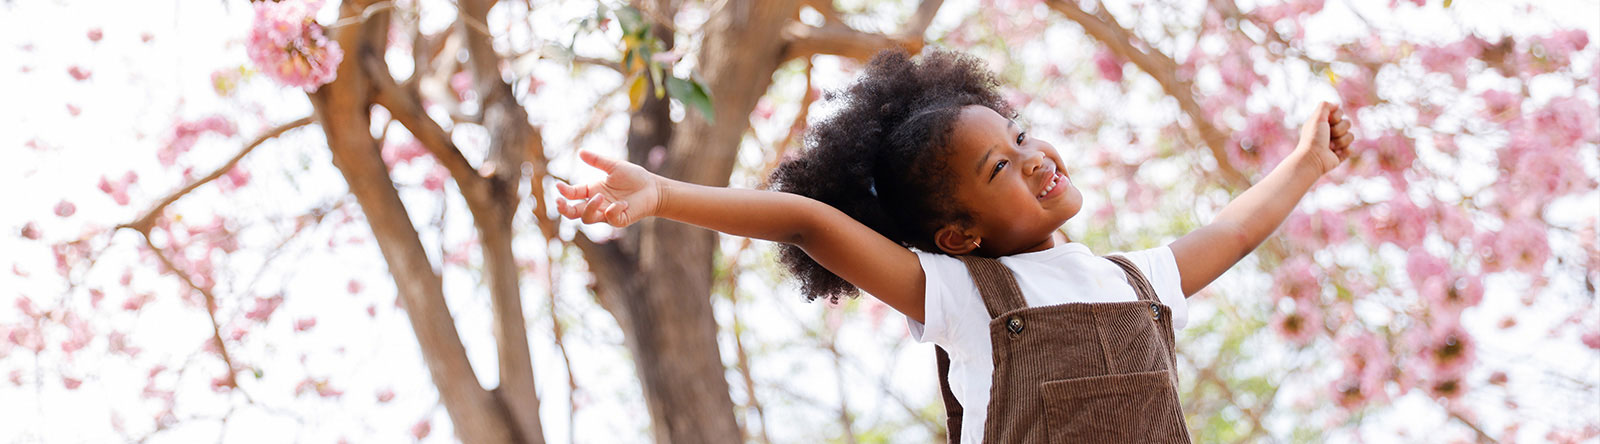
[934,225,980,255]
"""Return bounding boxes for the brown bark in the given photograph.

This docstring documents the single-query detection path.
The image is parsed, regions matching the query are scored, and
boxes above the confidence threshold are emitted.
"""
[456,0,545,440]
[312,2,517,443]
[1044,0,1249,187]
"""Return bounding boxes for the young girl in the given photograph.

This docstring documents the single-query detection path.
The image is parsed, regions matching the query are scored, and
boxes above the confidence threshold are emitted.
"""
[555,50,1353,443]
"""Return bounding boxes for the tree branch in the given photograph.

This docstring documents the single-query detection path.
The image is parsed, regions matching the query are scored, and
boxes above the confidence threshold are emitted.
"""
[119,117,314,234]
[780,0,945,62]
[1045,0,1249,187]
[361,52,487,196]
[128,229,250,402]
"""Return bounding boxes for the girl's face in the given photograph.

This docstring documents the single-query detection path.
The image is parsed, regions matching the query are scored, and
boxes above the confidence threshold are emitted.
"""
[943,105,1082,255]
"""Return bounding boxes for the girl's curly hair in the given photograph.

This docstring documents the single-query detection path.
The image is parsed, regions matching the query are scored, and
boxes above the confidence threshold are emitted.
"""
[767,49,1014,302]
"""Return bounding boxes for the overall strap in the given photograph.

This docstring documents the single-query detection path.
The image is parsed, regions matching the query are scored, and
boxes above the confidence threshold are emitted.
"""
[956,255,1028,318]
[935,346,963,443]
[935,255,1024,443]
[1104,254,1160,302]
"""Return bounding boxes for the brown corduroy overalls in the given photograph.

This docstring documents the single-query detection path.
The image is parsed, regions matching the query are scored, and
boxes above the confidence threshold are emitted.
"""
[936,255,1191,443]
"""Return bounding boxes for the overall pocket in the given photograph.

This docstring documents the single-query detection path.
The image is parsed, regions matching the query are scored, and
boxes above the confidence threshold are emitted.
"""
[1040,370,1189,443]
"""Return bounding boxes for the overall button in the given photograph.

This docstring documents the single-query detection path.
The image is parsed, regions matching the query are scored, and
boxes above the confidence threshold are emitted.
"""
[1150,303,1161,320]
[1006,316,1025,334]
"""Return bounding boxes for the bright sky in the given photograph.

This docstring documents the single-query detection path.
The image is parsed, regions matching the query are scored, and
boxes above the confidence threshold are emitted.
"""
[2,0,1597,443]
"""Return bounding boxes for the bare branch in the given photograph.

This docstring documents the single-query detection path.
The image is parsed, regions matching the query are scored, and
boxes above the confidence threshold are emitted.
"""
[119,117,314,234]
[1044,0,1250,187]
[362,53,489,197]
[130,230,251,402]
[781,0,943,62]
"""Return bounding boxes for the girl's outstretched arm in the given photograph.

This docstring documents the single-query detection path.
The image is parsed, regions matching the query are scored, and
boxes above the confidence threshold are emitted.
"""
[1169,102,1355,297]
[555,150,930,322]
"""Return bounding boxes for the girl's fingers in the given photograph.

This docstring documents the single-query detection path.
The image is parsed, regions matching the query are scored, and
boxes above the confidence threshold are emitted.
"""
[580,194,609,224]
[1331,120,1351,139]
[1334,133,1354,150]
[603,200,630,226]
[1327,105,1344,124]
[556,181,602,200]
[579,150,621,173]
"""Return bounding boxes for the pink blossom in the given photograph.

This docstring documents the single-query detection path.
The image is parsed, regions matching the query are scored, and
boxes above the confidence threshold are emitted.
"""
[1532,29,1589,66]
[1581,330,1600,350]
[1480,89,1520,122]
[87,28,103,42]
[97,174,134,206]
[1531,96,1599,148]
[411,419,431,439]
[244,295,285,322]
[211,376,235,392]
[376,388,396,403]
[1234,108,1293,168]
[1476,220,1549,274]
[1271,302,1322,345]
[294,317,317,332]
[20,222,41,240]
[1093,49,1124,82]
[1412,314,1476,380]
[54,200,76,217]
[218,167,252,192]
[450,71,475,102]
[347,279,363,294]
[63,376,83,390]
[67,65,91,81]
[107,332,140,358]
[141,32,154,43]
[1427,202,1474,241]
[8,370,22,386]
[381,139,428,167]
[160,115,238,167]
[1405,249,1448,287]
[423,165,449,192]
[122,293,152,312]
[59,313,93,354]
[1332,331,1392,409]
[1417,36,1483,87]
[65,104,81,117]
[1273,256,1320,301]
[246,0,343,91]
[1351,132,1414,185]
[8,326,44,353]
[1334,68,1374,111]
[1360,195,1429,248]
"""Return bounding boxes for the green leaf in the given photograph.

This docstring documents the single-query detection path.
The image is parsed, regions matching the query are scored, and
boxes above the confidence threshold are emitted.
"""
[666,76,715,123]
[649,60,665,99]
[615,5,644,36]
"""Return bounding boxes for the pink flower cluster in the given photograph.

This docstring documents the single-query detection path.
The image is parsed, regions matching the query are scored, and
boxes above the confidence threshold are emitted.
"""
[246,0,343,91]
[97,171,139,206]
[1252,0,1324,24]
[1092,49,1124,82]
[1417,36,1485,88]
[1330,332,1392,409]
[160,115,237,167]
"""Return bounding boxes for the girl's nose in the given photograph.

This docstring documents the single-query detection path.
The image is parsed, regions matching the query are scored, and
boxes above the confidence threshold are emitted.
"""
[1023,150,1047,175]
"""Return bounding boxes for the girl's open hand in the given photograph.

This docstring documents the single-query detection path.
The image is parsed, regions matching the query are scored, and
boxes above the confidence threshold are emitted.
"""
[555,150,663,228]
[1295,101,1355,175]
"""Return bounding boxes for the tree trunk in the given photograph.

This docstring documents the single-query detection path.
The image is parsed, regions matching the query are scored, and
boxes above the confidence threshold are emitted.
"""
[583,1,802,443]
[313,2,518,442]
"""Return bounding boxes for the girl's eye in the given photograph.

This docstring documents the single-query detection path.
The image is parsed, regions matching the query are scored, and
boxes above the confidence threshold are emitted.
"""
[990,160,1008,180]
[1016,131,1027,145]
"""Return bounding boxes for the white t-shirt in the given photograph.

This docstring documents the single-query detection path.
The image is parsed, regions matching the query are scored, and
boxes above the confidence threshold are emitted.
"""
[907,242,1188,444]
